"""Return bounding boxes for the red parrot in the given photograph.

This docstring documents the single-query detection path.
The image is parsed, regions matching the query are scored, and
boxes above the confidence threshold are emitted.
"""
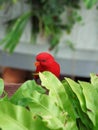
[34,52,60,78]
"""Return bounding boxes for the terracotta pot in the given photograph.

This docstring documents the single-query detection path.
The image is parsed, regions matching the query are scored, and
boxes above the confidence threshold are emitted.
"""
[2,67,27,83]
[1,67,33,97]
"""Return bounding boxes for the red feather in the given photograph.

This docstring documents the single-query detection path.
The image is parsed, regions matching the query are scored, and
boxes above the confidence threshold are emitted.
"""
[34,52,60,78]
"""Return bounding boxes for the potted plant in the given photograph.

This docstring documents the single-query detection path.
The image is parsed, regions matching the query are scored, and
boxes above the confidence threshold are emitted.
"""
[0,71,98,130]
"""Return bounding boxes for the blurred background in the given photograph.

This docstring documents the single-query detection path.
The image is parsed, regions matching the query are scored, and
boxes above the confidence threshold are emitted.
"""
[0,0,98,83]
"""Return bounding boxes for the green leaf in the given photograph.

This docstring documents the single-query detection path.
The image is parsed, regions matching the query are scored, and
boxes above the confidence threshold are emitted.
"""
[39,72,76,119]
[10,80,46,106]
[38,71,78,130]
[79,81,98,129]
[28,91,65,130]
[62,80,79,118]
[83,0,97,8]
[24,88,78,130]
[39,72,63,108]
[90,73,98,85]
[19,72,78,130]
[12,0,19,4]
[0,101,51,130]
[90,73,98,94]
[64,78,93,130]
[0,101,40,130]
[0,11,32,53]
[65,78,86,112]
[49,35,59,50]
[0,78,4,96]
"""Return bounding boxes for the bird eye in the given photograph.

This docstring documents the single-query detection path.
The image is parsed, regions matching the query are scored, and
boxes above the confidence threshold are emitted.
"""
[42,60,46,62]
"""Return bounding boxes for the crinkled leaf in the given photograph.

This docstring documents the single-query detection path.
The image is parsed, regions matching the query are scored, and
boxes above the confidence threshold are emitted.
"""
[39,71,63,108]
[19,72,78,130]
[23,89,78,130]
[39,71,76,120]
[10,80,46,106]
[24,90,65,130]
[32,71,78,130]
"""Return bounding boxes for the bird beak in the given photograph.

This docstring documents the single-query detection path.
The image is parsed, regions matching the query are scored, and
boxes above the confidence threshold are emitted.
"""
[34,61,40,67]
[33,73,39,76]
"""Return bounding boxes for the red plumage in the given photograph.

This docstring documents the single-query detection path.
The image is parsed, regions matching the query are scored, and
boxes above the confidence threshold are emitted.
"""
[34,52,60,78]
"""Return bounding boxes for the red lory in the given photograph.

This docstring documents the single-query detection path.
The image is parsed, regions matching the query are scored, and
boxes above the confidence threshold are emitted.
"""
[34,52,60,79]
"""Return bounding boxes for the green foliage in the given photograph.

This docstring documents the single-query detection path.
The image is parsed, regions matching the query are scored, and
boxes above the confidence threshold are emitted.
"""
[0,79,4,96]
[0,11,32,53]
[83,0,98,8]
[10,80,46,106]
[0,72,98,129]
[0,0,97,52]
[0,101,33,130]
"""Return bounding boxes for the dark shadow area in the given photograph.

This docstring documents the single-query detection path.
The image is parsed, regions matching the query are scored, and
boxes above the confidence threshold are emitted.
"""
[60,74,90,82]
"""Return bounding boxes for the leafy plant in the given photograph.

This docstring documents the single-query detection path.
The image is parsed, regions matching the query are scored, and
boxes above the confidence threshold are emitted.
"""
[83,0,98,8]
[0,72,98,129]
[0,101,37,130]
[0,11,32,53]
[0,0,97,52]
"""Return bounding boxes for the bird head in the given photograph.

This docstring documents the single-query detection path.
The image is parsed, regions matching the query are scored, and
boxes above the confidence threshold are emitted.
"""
[35,52,55,68]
